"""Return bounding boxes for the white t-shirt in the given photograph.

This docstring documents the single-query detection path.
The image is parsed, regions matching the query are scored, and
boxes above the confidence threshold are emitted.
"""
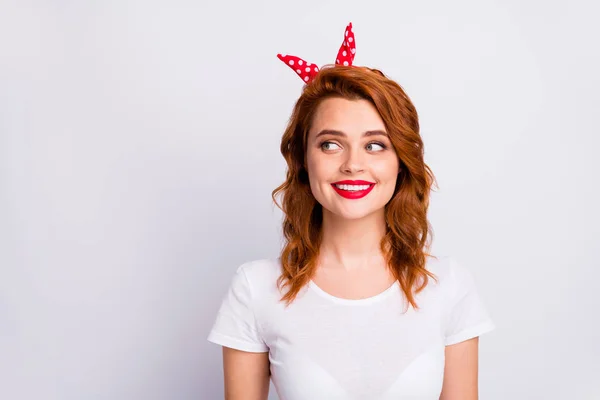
[207,255,495,400]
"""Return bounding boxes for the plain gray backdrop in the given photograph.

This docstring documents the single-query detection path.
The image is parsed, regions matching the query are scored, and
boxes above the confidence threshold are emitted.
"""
[1,0,598,399]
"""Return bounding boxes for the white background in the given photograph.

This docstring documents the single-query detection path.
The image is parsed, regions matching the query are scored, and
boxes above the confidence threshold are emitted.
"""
[1,0,598,399]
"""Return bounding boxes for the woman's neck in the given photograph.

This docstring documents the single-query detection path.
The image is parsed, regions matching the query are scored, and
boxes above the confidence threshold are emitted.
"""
[318,209,388,272]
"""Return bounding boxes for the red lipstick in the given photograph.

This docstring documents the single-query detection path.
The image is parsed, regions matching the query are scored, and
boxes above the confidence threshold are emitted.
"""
[331,180,376,200]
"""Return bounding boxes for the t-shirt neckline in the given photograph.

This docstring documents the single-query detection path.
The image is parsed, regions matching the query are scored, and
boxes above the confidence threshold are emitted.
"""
[307,279,399,305]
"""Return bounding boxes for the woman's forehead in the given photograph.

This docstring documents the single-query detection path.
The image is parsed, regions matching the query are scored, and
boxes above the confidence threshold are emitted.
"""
[309,97,386,139]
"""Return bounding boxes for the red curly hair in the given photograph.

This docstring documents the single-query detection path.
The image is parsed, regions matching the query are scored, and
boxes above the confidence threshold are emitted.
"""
[272,65,438,310]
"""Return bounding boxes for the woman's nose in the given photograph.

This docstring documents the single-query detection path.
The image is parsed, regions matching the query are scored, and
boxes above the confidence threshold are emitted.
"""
[340,148,365,174]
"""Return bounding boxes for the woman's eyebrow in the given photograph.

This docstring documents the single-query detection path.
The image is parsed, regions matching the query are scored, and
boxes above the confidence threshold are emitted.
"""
[314,129,389,139]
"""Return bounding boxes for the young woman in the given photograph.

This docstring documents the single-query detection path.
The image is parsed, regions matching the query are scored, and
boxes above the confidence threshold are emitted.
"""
[207,23,495,400]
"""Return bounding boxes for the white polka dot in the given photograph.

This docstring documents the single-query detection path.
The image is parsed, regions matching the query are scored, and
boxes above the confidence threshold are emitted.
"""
[288,60,294,65]
[298,60,303,65]
[314,67,318,71]
[348,37,353,43]
[343,61,349,66]
[305,67,310,72]
[336,59,340,63]
[346,31,348,37]
[304,76,309,81]
[351,48,356,54]
[343,42,347,47]
[296,69,301,73]
[342,51,347,56]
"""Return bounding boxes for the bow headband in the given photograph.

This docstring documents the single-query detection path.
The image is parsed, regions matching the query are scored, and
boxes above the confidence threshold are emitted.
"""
[277,22,356,84]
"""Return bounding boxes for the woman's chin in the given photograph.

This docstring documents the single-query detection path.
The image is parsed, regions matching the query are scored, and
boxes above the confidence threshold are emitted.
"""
[324,206,383,222]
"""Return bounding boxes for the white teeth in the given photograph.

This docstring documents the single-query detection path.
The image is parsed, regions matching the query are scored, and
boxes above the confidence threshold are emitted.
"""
[335,184,371,191]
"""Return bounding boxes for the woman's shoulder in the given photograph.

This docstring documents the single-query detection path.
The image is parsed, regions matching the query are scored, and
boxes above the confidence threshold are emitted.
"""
[231,257,283,293]
[424,254,483,297]
[426,253,473,274]
[424,254,454,278]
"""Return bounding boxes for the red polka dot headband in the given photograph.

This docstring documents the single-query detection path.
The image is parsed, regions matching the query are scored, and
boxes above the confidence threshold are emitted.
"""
[277,22,356,84]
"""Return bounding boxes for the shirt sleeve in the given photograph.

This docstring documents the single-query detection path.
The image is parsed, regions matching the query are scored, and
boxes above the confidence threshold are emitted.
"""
[207,263,269,353]
[444,257,496,346]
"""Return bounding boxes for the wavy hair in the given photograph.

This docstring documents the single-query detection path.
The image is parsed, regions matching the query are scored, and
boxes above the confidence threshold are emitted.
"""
[271,65,438,310]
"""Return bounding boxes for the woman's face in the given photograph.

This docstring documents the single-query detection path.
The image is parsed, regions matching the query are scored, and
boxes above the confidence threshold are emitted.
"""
[305,97,400,221]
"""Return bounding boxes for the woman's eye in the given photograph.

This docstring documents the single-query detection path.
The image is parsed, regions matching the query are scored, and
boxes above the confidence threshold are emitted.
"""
[321,141,341,151]
[366,142,386,151]
[320,141,386,152]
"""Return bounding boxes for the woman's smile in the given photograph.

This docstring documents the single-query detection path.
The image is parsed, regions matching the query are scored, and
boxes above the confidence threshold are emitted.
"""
[331,179,376,199]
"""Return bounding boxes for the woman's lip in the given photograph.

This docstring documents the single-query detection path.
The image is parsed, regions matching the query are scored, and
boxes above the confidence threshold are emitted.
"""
[332,180,375,185]
[330,182,376,199]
